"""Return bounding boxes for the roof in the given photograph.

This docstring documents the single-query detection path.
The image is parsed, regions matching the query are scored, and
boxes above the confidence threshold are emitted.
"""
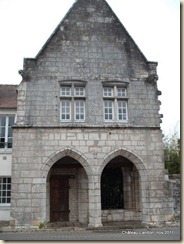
[0,85,18,109]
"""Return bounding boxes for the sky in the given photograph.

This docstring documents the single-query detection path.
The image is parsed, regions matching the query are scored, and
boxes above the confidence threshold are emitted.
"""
[0,0,180,137]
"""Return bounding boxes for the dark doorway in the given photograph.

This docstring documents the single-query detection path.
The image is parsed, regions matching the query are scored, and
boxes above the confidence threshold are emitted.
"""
[50,175,70,222]
[101,167,124,209]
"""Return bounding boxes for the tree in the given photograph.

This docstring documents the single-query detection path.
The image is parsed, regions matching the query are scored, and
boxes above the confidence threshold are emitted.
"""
[164,132,180,174]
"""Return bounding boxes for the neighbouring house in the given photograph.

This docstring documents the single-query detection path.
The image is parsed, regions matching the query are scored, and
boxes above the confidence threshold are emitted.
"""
[1,0,175,227]
[0,85,17,220]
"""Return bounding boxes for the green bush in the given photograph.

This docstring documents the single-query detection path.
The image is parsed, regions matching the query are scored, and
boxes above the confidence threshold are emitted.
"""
[164,135,180,174]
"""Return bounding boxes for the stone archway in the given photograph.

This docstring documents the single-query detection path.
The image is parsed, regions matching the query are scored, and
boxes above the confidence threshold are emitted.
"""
[99,148,147,176]
[41,147,93,179]
[41,148,93,225]
[100,148,149,224]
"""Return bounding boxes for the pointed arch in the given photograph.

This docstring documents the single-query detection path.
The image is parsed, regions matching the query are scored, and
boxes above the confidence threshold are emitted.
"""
[41,147,93,179]
[99,147,147,178]
[100,147,150,223]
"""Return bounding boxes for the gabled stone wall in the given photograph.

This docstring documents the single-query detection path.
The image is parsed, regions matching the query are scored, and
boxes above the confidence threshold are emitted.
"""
[11,0,173,228]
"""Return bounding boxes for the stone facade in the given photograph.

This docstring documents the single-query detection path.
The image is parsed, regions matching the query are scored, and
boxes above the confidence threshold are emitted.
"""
[11,0,174,227]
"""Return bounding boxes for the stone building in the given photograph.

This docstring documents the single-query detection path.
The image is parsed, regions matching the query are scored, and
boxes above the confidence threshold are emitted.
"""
[10,0,174,227]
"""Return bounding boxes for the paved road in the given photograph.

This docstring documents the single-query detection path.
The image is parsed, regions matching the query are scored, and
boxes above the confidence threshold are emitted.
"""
[0,227,180,241]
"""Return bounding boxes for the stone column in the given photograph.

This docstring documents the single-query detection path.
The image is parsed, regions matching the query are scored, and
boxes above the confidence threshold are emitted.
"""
[88,175,103,227]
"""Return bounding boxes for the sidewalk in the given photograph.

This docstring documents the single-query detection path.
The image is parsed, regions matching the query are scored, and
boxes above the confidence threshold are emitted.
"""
[0,226,181,241]
[0,219,180,233]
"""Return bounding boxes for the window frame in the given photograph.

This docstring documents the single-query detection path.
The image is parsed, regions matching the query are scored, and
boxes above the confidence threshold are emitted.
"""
[117,100,128,122]
[59,82,86,123]
[74,100,85,122]
[74,87,85,97]
[0,177,11,206]
[103,84,128,123]
[60,100,71,121]
[104,100,114,122]
[0,115,14,150]
[103,87,114,98]
[60,86,71,97]
[117,87,127,98]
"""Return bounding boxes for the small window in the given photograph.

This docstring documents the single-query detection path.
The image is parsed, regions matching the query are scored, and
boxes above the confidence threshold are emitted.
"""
[60,100,71,121]
[75,100,85,121]
[118,101,128,121]
[103,88,113,97]
[104,101,114,121]
[117,88,126,97]
[0,177,11,205]
[60,87,71,96]
[74,87,85,97]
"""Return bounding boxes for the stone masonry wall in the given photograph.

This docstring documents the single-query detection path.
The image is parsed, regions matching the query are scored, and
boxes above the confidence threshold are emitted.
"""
[12,0,170,228]
[16,0,161,128]
[11,127,174,226]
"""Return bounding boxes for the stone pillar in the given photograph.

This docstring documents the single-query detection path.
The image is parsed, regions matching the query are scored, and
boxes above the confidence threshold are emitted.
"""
[122,167,132,209]
[88,175,103,227]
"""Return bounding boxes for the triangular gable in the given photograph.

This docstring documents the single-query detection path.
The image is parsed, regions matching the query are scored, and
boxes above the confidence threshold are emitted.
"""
[35,0,148,63]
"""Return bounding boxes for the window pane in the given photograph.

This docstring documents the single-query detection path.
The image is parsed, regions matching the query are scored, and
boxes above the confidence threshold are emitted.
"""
[104,101,114,121]
[60,100,71,121]
[118,101,127,121]
[0,127,5,138]
[8,116,14,149]
[0,177,11,205]
[117,88,126,97]
[103,88,113,97]
[8,127,12,137]
[8,116,14,126]
[74,87,85,96]
[0,116,14,149]
[60,87,71,96]
[7,138,12,148]
[0,138,5,148]
[75,100,85,121]
[0,117,6,127]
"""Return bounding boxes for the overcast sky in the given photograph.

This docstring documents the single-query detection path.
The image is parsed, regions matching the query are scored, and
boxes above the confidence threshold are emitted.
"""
[0,0,180,136]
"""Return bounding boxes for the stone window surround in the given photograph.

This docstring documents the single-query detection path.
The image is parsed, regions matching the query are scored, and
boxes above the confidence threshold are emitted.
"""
[102,81,129,122]
[58,80,129,124]
[59,80,87,123]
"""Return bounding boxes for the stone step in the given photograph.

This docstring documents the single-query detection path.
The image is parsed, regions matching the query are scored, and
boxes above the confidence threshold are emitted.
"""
[47,221,84,229]
[87,220,143,231]
[47,220,143,231]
